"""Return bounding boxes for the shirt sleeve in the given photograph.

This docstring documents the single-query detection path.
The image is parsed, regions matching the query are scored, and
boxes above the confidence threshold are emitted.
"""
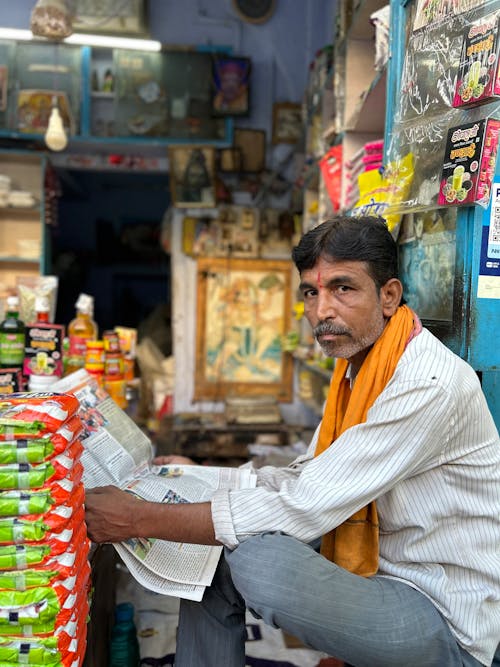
[211,367,455,549]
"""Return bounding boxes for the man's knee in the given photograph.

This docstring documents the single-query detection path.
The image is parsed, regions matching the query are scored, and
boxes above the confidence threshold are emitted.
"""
[225,532,310,603]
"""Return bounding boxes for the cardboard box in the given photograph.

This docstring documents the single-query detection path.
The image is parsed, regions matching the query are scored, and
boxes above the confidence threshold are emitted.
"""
[454,12,500,108]
[23,323,65,377]
[438,118,500,207]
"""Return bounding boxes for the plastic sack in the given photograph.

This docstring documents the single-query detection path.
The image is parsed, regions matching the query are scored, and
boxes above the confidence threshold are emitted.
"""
[351,153,415,236]
[0,439,83,491]
[0,394,79,438]
[0,415,83,464]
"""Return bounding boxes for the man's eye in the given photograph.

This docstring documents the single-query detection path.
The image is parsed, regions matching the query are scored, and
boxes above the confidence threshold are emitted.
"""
[302,289,317,299]
[337,285,351,293]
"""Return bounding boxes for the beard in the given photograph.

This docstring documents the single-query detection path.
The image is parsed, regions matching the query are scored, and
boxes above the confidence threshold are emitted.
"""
[313,317,385,360]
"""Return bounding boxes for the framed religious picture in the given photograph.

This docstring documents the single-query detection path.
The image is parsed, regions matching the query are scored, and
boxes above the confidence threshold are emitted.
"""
[272,102,303,144]
[212,55,251,116]
[168,146,216,208]
[16,90,74,134]
[72,0,149,36]
[194,257,293,402]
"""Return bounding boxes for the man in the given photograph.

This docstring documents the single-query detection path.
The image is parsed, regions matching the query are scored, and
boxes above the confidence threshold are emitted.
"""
[86,216,500,667]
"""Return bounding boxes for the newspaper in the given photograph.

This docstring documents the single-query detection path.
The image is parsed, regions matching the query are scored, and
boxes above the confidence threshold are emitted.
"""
[53,369,257,600]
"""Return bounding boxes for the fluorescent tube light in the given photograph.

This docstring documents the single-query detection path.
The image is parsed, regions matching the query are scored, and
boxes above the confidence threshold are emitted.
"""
[0,27,161,51]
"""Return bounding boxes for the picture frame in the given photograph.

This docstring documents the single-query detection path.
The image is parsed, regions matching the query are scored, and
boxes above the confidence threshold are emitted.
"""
[194,257,293,402]
[234,128,266,172]
[168,146,216,208]
[16,90,74,134]
[72,0,149,36]
[212,55,251,116]
[272,102,302,144]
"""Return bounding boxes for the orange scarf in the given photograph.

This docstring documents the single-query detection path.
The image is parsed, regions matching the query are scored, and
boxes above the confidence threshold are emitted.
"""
[315,305,420,577]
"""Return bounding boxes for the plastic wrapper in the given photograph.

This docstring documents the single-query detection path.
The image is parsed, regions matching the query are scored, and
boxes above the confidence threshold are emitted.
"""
[0,510,87,571]
[0,538,90,591]
[16,275,58,326]
[0,440,83,491]
[0,415,83,464]
[0,394,79,438]
[0,527,89,576]
[0,570,90,635]
[0,482,84,545]
[351,153,415,237]
[0,463,83,517]
[389,1,500,212]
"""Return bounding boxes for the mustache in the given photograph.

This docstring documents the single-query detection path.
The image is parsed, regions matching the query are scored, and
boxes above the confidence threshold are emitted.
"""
[313,321,351,338]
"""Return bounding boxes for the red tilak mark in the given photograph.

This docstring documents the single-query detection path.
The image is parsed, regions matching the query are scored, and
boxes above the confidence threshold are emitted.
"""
[317,271,323,288]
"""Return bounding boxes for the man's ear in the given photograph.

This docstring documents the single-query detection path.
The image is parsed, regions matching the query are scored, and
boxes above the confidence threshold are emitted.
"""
[380,278,403,317]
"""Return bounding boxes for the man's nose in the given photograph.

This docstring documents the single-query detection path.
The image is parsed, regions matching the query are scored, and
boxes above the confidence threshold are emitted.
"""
[316,290,336,321]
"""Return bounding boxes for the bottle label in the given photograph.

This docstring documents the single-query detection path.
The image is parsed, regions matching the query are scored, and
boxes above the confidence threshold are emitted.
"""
[0,333,25,365]
[69,335,90,358]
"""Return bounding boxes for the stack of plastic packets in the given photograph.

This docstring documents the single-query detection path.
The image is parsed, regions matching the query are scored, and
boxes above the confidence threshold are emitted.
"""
[0,392,90,667]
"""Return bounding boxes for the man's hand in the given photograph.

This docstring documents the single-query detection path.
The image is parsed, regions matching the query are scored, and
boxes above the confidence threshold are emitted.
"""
[85,485,218,546]
[85,486,143,544]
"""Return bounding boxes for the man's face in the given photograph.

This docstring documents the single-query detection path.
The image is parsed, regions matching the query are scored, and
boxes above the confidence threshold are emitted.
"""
[299,257,397,372]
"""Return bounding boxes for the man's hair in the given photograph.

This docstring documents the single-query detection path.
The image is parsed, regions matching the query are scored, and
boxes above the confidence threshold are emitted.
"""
[292,216,400,291]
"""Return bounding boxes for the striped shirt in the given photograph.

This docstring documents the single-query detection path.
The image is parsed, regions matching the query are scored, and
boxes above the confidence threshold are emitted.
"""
[212,328,500,665]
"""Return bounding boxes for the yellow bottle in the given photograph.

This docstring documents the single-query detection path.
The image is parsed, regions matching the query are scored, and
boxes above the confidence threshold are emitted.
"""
[65,293,98,376]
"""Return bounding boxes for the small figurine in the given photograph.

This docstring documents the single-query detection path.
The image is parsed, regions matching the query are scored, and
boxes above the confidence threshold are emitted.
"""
[102,69,114,93]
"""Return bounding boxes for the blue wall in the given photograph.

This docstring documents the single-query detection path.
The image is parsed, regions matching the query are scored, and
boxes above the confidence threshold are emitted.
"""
[0,0,335,140]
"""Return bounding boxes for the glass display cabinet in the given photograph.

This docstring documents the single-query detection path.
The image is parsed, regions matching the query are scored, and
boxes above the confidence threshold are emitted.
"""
[0,39,232,146]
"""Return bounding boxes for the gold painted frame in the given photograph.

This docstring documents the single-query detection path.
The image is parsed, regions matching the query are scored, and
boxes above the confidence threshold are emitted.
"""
[194,257,293,401]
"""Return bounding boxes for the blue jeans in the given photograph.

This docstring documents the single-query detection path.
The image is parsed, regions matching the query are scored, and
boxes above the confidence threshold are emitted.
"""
[175,533,485,667]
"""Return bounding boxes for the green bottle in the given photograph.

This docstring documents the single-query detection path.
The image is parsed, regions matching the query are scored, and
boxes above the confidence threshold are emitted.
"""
[0,296,26,369]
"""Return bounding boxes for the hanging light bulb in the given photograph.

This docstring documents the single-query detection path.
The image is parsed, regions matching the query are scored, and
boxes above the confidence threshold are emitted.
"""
[44,99,68,151]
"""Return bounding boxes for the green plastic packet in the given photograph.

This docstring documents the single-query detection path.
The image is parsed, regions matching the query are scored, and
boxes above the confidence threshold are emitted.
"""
[0,544,50,570]
[0,635,61,663]
[0,568,59,590]
[0,463,56,490]
[0,490,54,517]
[0,440,55,465]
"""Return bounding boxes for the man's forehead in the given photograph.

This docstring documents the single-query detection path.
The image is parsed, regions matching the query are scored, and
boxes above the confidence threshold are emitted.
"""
[300,257,370,279]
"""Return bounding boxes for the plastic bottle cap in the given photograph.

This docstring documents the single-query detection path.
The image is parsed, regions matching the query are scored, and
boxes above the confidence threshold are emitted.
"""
[115,602,134,622]
[35,295,50,312]
[6,296,19,309]
[75,293,94,314]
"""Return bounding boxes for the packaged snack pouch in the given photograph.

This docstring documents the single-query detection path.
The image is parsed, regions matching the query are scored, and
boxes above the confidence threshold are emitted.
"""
[0,518,87,571]
[351,152,414,236]
[0,537,90,590]
[0,394,79,438]
[0,463,83,517]
[0,569,90,635]
[0,415,83,464]
[0,482,84,545]
[0,440,83,491]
